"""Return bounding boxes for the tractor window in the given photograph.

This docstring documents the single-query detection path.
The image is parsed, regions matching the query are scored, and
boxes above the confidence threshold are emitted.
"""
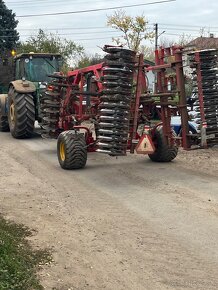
[15,59,21,79]
[23,57,61,82]
[16,59,27,80]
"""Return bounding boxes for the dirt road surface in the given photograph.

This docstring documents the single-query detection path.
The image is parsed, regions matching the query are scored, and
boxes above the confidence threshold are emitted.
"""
[0,131,218,290]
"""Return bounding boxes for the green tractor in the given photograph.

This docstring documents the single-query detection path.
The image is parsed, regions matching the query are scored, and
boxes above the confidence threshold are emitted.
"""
[0,53,62,138]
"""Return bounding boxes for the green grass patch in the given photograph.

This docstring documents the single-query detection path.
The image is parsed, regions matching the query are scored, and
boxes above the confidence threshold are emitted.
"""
[0,216,51,290]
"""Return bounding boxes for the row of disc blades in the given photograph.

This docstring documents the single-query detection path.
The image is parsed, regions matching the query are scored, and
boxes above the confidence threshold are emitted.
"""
[40,76,64,138]
[96,46,136,156]
[189,50,218,137]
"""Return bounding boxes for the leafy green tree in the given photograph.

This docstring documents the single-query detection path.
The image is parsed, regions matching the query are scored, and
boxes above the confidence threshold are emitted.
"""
[0,0,19,57]
[17,29,84,65]
[107,10,154,52]
[76,53,103,68]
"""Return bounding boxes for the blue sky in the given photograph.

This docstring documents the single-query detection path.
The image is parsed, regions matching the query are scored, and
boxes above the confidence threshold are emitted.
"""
[4,0,218,55]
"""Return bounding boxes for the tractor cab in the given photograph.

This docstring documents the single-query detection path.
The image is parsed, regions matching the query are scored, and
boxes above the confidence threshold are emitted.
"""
[14,53,63,83]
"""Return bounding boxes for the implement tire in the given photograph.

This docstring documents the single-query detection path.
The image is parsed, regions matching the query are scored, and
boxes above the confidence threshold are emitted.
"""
[8,87,35,138]
[148,126,178,162]
[57,130,87,170]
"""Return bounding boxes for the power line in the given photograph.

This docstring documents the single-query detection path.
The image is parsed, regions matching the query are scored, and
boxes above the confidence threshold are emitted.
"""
[6,0,113,6]
[22,31,121,37]
[4,24,153,31]
[14,24,217,32]
[16,0,176,18]
[12,26,217,33]
[1,29,211,39]
[18,36,118,41]
[6,0,111,3]
[33,30,120,36]
[4,1,217,33]
[0,26,109,31]
[0,31,119,38]
[6,0,61,2]
[0,24,216,33]
[69,36,119,41]
[159,27,218,33]
[164,33,199,37]
[5,0,113,9]
[0,31,123,37]
[2,27,215,40]
[0,27,122,32]
[159,23,218,29]
[0,35,117,41]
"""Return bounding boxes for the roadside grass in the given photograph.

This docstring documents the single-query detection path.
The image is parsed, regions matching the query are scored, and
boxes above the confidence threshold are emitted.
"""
[0,216,51,290]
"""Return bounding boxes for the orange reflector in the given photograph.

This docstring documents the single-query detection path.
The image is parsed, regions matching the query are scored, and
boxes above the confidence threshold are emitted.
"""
[47,85,54,91]
[136,135,155,154]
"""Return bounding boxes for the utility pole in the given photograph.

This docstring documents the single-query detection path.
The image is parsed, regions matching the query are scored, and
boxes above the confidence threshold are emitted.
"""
[154,23,158,51]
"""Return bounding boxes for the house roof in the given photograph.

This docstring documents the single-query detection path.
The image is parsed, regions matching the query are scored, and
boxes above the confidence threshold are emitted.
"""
[187,36,218,50]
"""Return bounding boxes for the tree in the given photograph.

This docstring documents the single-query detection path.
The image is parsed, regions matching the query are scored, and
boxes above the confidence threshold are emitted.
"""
[107,10,154,52]
[0,0,19,57]
[76,53,103,69]
[17,29,84,65]
[159,34,194,48]
[140,45,155,62]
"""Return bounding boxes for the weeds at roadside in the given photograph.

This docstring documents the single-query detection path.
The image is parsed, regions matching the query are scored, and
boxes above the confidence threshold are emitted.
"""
[0,215,52,290]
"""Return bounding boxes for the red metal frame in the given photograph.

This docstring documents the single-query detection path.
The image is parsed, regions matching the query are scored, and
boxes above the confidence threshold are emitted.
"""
[130,53,144,153]
[141,46,190,150]
[51,46,193,154]
[58,63,104,131]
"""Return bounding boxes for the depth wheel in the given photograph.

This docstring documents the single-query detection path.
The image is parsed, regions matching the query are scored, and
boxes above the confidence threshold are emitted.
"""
[57,131,87,169]
[148,126,178,162]
[8,87,35,138]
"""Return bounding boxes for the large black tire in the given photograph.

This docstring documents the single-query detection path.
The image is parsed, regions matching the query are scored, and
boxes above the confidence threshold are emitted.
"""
[148,126,178,162]
[0,116,9,132]
[0,95,9,132]
[57,131,87,169]
[8,87,35,138]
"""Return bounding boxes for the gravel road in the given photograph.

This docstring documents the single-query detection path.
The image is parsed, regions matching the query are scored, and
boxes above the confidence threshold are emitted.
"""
[0,131,218,290]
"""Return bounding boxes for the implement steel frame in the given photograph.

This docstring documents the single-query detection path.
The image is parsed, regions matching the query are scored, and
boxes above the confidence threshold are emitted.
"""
[54,46,191,154]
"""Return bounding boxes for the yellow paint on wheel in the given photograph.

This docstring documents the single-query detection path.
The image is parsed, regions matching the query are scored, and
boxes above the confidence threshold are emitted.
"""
[59,142,66,161]
[10,102,16,124]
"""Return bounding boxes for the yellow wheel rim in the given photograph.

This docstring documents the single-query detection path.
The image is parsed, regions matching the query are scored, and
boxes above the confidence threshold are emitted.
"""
[59,142,66,161]
[10,102,16,124]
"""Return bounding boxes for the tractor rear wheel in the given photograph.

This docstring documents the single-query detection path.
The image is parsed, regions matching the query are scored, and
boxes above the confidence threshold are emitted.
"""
[8,87,35,138]
[57,131,87,169]
[148,126,178,162]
